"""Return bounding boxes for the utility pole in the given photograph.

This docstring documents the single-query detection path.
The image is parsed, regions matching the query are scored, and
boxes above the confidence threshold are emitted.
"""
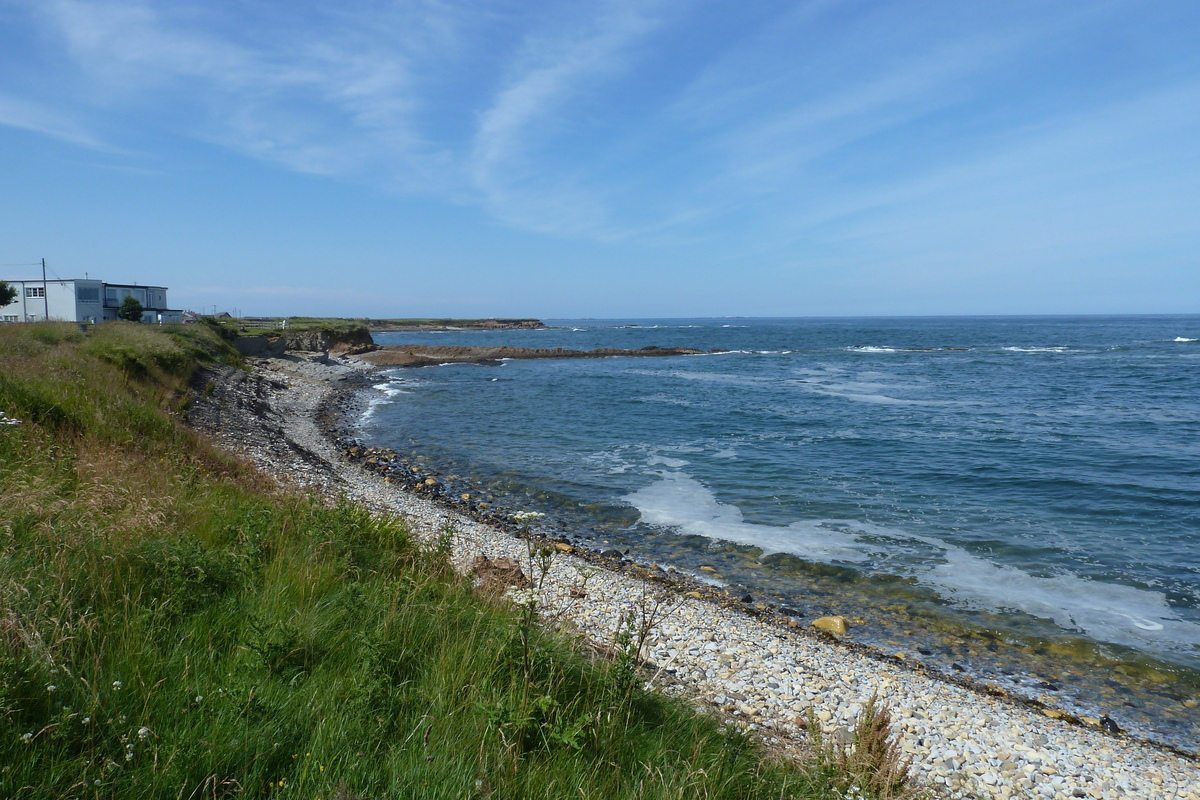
[41,258,49,321]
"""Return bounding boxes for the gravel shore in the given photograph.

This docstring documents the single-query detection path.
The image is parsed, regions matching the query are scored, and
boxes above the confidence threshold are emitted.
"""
[187,352,1199,800]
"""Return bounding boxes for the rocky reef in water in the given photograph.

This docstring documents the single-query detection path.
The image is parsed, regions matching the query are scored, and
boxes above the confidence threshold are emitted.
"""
[357,344,711,367]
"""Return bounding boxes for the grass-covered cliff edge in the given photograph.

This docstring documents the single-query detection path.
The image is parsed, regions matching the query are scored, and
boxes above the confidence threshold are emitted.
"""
[0,322,907,799]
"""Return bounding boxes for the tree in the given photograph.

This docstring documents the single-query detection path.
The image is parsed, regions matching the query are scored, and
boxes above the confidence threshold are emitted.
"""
[118,295,145,322]
[0,281,16,308]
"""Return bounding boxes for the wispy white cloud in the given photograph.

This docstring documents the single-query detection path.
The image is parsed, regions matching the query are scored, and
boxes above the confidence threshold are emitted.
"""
[7,0,1200,268]
[0,91,109,149]
[467,1,666,232]
[31,0,466,185]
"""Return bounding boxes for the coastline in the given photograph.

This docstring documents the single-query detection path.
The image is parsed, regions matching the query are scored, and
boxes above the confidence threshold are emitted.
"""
[186,350,1200,800]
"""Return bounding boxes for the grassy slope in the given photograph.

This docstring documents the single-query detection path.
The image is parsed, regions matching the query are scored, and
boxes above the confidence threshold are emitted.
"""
[0,323,872,799]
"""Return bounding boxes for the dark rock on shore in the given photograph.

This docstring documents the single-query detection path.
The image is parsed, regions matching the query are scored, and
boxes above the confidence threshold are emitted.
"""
[358,344,708,367]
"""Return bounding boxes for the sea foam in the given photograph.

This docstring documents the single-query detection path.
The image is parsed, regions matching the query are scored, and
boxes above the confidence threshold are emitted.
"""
[623,471,1200,657]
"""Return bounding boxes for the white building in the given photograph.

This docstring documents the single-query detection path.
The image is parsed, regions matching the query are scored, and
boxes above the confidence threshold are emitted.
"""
[0,278,183,324]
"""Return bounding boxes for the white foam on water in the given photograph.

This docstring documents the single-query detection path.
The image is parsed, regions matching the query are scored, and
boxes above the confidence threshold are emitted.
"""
[622,471,1200,658]
[790,375,927,406]
[711,449,738,459]
[622,472,872,564]
[1175,337,1198,342]
[922,545,1200,654]
[640,392,694,407]
[360,380,412,422]
[628,369,773,388]
[646,454,689,468]
[848,346,900,353]
[1002,346,1071,353]
[809,388,925,405]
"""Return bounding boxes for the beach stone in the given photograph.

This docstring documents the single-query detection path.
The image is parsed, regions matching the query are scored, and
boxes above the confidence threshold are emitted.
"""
[470,555,528,594]
[812,616,849,635]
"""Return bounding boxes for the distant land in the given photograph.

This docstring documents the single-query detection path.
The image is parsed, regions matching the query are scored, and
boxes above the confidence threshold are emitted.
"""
[358,344,707,367]
[364,318,546,331]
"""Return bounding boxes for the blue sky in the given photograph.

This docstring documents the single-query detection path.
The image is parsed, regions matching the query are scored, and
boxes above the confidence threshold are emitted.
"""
[1,0,1198,318]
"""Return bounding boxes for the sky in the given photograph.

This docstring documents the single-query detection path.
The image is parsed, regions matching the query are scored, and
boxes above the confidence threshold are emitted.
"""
[1,0,1198,319]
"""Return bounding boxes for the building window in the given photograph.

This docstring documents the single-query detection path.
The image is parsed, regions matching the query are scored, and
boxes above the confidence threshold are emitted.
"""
[76,286,100,303]
[26,286,45,298]
[2,315,17,322]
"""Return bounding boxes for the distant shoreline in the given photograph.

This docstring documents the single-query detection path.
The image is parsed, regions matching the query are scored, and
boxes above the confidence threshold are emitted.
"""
[367,318,547,332]
[357,343,708,367]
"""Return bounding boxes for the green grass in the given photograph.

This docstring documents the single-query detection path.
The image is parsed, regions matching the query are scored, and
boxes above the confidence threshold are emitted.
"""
[0,322,904,799]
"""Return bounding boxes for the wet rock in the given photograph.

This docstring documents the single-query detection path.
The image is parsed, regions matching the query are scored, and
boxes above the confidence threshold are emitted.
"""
[812,616,849,635]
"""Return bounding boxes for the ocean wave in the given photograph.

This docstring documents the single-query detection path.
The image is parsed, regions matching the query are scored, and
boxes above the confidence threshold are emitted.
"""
[922,548,1200,654]
[1002,346,1071,353]
[1175,337,1198,343]
[623,472,873,564]
[627,369,773,387]
[622,472,1200,656]
[359,381,412,422]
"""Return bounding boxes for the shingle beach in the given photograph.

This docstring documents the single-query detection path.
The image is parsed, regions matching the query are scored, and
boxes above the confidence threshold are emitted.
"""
[188,351,1200,800]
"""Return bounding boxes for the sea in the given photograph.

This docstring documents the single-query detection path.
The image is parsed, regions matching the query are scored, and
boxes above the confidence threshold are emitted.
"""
[358,315,1200,752]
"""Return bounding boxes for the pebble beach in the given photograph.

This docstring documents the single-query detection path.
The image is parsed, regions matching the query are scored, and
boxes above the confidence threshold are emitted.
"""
[187,350,1200,800]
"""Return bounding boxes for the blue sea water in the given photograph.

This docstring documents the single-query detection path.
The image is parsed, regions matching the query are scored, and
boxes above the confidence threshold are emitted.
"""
[361,316,1200,747]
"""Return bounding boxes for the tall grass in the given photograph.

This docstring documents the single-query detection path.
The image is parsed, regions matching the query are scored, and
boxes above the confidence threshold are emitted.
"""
[0,323,905,799]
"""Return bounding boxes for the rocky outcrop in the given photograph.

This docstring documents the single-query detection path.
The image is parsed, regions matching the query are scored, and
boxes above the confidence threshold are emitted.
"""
[357,343,708,367]
[231,328,377,358]
[232,335,289,358]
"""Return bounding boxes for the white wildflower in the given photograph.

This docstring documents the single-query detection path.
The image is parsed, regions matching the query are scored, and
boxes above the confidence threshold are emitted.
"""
[511,511,546,524]
[505,587,539,608]
[137,726,151,740]
[46,684,56,693]
[112,680,122,691]
[195,695,204,703]
[21,732,33,744]
[82,717,91,724]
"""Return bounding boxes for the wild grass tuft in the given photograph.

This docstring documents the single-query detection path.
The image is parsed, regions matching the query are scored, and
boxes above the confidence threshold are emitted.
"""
[807,694,918,800]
